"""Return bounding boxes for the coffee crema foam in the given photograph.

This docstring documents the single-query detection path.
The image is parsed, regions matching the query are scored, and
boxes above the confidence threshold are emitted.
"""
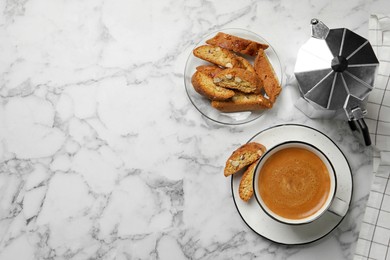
[258,147,330,220]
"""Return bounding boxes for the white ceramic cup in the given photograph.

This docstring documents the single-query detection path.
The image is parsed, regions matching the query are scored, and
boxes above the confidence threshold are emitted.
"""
[253,141,349,225]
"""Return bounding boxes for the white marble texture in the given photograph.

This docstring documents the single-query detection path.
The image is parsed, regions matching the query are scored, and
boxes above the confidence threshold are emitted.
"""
[0,0,389,259]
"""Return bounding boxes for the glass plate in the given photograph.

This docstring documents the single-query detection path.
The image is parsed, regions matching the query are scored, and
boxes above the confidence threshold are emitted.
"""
[184,28,283,125]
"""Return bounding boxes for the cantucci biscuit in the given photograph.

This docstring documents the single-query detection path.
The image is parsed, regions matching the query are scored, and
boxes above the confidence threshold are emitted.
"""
[195,65,223,78]
[206,32,269,56]
[239,160,259,202]
[235,56,256,73]
[254,49,282,103]
[224,142,266,177]
[211,92,272,113]
[193,45,241,68]
[191,71,235,101]
[213,68,262,94]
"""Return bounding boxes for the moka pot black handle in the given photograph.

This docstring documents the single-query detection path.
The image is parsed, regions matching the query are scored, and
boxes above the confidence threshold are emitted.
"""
[348,118,371,146]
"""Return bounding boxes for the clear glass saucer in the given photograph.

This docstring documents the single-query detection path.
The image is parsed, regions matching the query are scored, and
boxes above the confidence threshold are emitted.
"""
[184,28,283,125]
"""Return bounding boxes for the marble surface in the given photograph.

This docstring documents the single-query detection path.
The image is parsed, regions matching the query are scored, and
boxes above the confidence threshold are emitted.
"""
[0,0,389,259]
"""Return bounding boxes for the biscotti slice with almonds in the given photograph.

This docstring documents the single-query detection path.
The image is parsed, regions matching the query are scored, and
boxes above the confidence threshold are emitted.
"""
[239,160,259,202]
[254,49,282,103]
[235,56,256,73]
[224,142,266,177]
[206,32,269,56]
[195,65,223,78]
[191,71,235,101]
[193,45,241,68]
[213,68,262,94]
[211,92,273,112]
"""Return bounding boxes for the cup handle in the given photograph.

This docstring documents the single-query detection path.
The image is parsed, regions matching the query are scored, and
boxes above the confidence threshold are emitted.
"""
[328,197,349,216]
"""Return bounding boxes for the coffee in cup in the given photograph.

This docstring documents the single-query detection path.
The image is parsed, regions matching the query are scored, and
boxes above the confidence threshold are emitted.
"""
[253,141,348,225]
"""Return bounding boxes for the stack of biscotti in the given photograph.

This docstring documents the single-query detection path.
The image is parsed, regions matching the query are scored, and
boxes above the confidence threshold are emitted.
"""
[191,32,281,112]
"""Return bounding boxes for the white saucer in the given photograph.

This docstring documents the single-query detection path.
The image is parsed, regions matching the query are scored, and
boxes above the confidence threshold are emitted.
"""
[231,124,353,245]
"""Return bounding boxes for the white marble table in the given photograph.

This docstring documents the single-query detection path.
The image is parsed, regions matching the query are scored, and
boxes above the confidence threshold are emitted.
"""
[0,0,389,259]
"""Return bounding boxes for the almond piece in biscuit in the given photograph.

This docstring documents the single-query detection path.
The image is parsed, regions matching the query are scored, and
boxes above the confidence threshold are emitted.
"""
[213,68,262,94]
[239,160,259,202]
[193,45,241,68]
[196,65,223,78]
[206,32,269,56]
[224,142,266,177]
[191,71,235,101]
[211,92,272,113]
[254,49,282,103]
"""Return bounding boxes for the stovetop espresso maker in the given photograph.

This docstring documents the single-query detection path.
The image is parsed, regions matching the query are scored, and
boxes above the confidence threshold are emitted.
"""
[294,18,379,145]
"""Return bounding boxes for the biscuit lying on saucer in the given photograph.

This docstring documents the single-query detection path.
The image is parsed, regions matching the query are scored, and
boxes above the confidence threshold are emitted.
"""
[239,160,259,202]
[193,45,241,69]
[224,142,266,177]
[206,32,269,56]
[235,56,256,73]
[211,92,273,112]
[195,65,223,78]
[254,49,282,103]
[191,71,235,101]
[213,68,263,94]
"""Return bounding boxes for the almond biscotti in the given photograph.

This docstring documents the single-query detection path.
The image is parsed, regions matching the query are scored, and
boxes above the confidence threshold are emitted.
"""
[211,92,272,112]
[239,160,259,202]
[191,71,235,101]
[193,45,241,69]
[254,49,282,103]
[195,65,223,78]
[235,56,256,73]
[213,68,262,94]
[206,32,269,56]
[224,142,266,177]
